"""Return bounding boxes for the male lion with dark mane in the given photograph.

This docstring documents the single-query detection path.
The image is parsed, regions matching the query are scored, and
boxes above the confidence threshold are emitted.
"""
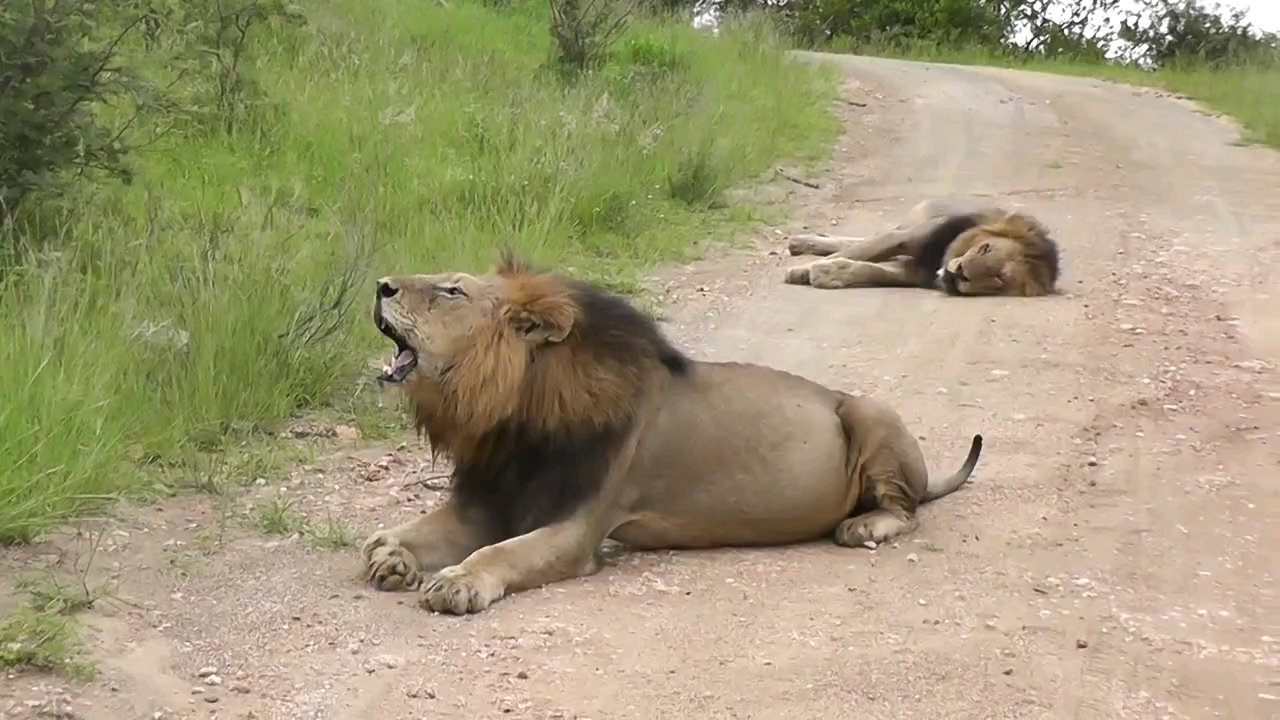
[362,250,983,615]
[784,199,1061,296]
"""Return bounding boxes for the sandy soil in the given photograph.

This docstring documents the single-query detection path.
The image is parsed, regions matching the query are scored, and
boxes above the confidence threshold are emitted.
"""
[3,53,1279,720]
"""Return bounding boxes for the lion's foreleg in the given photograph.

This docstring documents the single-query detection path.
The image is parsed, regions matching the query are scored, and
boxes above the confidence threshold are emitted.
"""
[361,498,491,592]
[417,513,603,615]
[805,258,926,290]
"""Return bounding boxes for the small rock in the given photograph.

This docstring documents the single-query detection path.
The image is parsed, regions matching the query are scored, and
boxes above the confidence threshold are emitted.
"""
[905,553,919,563]
[334,425,362,442]
[1086,457,1098,467]
[862,540,877,550]
[191,687,205,696]
[374,654,403,670]
[1076,639,1089,649]
[230,683,251,694]
[406,686,437,699]
[990,369,1009,377]
[203,674,223,686]
[918,598,927,606]
[516,670,529,680]
[1002,668,1014,675]
[197,666,218,678]
[203,695,219,704]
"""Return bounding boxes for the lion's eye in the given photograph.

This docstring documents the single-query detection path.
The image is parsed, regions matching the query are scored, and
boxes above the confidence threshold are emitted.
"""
[978,243,992,255]
[438,285,466,298]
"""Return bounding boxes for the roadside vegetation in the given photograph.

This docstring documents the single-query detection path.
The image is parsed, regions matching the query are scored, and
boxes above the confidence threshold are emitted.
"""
[0,0,839,549]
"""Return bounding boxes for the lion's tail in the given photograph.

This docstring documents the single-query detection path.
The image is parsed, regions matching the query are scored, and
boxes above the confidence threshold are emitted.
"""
[922,434,983,503]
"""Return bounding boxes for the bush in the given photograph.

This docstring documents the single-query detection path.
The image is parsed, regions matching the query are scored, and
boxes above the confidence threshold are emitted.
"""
[549,0,633,75]
[0,0,138,228]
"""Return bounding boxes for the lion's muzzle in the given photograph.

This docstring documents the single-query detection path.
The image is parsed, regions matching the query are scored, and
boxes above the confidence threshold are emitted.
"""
[373,278,419,384]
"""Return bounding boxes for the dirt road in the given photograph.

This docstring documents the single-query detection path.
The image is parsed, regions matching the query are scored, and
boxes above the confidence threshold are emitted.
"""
[4,54,1279,720]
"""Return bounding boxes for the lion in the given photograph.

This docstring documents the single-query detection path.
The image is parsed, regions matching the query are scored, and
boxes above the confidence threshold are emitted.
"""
[783,199,1061,296]
[362,250,983,615]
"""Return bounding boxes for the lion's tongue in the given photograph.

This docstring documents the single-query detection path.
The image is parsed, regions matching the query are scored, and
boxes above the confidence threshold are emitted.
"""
[380,349,417,382]
[390,349,415,372]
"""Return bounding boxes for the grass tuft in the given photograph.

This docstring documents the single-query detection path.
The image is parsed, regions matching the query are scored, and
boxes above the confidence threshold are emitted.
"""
[0,574,103,679]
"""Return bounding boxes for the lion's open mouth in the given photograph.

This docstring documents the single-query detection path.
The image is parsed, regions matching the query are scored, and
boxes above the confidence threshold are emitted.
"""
[374,307,418,384]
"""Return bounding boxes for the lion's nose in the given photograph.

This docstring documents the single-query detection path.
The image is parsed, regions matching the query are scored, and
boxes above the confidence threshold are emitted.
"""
[376,278,399,299]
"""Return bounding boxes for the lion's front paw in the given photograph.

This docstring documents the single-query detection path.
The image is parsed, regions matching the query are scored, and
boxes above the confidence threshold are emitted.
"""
[784,265,812,285]
[362,533,422,592]
[419,565,505,615]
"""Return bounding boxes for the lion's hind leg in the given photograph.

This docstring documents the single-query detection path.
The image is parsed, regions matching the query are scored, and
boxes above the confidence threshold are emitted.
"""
[834,468,920,548]
[787,234,860,257]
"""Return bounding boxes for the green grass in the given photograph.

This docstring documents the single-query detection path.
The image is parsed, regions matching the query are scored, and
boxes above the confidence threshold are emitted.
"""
[820,39,1280,149]
[0,576,100,679]
[253,495,356,549]
[0,2,840,543]
[255,496,302,536]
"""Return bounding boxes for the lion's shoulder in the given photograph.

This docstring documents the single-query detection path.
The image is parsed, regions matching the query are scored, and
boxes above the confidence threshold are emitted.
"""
[428,253,691,538]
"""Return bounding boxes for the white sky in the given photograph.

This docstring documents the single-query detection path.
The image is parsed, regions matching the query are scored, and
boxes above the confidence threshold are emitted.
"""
[694,0,1280,37]
[1231,0,1280,32]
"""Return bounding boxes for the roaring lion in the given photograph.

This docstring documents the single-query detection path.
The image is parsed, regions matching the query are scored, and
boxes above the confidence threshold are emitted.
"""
[784,199,1061,296]
[362,251,983,614]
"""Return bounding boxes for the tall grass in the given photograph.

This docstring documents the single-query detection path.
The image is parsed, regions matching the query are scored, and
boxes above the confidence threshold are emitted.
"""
[0,1,840,542]
[823,37,1280,149]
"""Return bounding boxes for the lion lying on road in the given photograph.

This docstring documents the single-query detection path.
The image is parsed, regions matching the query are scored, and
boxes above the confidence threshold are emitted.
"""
[784,199,1061,296]
[363,251,983,614]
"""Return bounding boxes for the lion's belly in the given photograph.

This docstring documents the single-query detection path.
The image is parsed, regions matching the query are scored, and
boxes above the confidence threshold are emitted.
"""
[608,362,855,550]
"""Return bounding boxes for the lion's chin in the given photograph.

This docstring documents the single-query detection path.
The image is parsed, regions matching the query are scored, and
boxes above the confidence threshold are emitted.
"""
[379,348,418,384]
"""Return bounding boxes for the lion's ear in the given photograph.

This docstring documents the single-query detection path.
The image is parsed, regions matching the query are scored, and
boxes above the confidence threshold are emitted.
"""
[502,262,577,344]
[511,310,572,344]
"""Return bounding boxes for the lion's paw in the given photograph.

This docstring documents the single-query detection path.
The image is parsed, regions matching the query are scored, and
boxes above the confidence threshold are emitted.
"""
[362,533,422,592]
[783,265,811,285]
[835,512,914,548]
[361,528,396,560]
[419,565,505,615]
